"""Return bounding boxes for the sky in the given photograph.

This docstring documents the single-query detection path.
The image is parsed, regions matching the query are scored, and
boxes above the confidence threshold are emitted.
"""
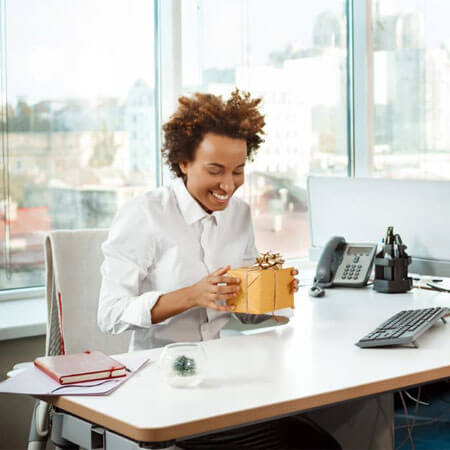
[7,0,155,102]
[4,0,450,104]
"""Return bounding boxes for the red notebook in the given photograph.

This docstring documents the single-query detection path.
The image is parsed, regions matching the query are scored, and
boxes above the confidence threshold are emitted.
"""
[34,350,126,385]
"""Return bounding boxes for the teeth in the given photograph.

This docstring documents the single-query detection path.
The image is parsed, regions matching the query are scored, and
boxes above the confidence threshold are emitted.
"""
[211,192,228,201]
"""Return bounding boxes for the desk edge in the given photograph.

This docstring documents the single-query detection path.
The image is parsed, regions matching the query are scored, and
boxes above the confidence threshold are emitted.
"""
[46,364,450,442]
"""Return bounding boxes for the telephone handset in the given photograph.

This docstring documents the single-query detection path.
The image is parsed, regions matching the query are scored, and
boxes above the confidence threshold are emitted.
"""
[309,236,377,297]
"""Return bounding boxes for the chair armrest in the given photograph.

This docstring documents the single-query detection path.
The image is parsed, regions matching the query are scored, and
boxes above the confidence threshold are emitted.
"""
[7,361,33,378]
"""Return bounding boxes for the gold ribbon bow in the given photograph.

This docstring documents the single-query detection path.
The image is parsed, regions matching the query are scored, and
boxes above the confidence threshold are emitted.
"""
[254,251,285,270]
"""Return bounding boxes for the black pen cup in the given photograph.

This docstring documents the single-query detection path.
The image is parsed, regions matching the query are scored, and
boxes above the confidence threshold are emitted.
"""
[373,256,412,293]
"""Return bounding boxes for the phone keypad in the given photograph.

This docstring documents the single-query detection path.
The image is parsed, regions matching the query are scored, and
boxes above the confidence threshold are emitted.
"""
[341,264,363,280]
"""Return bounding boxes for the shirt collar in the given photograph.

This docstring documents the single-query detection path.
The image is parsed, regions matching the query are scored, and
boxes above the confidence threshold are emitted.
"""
[171,177,223,226]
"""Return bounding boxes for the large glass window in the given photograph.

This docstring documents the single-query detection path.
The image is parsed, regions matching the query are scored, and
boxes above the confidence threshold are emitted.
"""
[178,0,349,258]
[0,0,155,290]
[0,0,352,294]
[371,0,450,179]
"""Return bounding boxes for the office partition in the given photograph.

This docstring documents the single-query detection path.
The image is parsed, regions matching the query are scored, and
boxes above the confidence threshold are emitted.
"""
[308,176,450,276]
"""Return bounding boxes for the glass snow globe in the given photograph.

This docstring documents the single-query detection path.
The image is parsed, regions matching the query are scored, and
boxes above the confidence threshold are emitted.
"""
[159,343,207,388]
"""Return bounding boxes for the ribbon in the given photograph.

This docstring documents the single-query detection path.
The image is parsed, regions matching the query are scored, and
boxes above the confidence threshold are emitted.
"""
[253,251,284,270]
[243,252,285,318]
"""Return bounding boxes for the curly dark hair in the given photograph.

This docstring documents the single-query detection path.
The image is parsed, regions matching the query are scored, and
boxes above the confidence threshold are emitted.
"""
[162,89,265,178]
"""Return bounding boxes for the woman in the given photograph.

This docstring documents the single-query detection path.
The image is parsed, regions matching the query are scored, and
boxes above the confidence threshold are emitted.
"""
[98,89,340,449]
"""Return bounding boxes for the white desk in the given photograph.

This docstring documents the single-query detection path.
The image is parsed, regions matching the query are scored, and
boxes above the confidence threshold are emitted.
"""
[48,285,450,449]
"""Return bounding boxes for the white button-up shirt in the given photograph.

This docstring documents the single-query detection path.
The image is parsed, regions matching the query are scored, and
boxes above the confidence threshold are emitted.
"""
[98,178,258,351]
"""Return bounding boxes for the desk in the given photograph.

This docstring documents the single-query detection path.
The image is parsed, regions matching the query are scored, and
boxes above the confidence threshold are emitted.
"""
[48,285,450,449]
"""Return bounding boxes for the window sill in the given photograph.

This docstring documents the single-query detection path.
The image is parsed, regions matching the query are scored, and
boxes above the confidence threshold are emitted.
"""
[0,286,44,303]
[0,297,46,341]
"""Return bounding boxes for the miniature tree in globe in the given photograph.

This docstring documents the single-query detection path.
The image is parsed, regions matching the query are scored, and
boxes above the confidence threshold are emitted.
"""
[173,355,196,376]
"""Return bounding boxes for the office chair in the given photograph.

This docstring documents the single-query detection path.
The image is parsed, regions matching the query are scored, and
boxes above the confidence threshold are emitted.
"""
[24,229,130,450]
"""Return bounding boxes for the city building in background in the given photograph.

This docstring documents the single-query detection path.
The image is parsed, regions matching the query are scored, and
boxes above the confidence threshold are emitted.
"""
[0,0,155,289]
[1,0,450,291]
[126,80,156,176]
[179,0,348,258]
[372,0,450,178]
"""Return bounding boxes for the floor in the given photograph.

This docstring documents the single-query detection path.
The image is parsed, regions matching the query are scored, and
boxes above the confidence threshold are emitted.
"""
[394,382,450,450]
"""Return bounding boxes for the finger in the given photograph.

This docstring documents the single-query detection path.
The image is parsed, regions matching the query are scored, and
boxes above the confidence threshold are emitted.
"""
[290,280,299,294]
[291,268,299,276]
[211,265,230,277]
[208,302,236,312]
[211,275,241,285]
[215,284,241,296]
[210,291,239,301]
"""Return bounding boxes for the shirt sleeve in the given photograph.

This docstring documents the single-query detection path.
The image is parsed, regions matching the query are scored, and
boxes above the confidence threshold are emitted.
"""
[97,198,163,334]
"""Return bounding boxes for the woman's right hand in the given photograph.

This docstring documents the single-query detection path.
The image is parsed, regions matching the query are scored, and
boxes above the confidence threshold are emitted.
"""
[189,266,240,312]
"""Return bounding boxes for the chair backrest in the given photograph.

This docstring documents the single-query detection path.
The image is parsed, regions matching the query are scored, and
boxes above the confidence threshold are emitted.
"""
[45,229,130,355]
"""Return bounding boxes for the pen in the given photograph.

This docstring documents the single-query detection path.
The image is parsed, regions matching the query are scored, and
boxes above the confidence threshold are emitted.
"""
[384,226,394,259]
[426,282,450,293]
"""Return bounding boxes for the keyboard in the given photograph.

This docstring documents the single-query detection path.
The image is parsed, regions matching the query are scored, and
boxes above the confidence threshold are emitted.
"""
[356,307,449,348]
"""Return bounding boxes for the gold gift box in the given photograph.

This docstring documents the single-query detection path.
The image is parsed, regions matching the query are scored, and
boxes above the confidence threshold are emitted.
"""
[226,265,295,314]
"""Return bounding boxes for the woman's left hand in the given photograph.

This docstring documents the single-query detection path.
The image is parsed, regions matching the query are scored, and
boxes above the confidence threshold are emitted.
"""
[290,268,299,294]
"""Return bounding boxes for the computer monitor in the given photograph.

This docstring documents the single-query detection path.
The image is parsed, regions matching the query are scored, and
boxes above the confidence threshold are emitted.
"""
[307,176,450,277]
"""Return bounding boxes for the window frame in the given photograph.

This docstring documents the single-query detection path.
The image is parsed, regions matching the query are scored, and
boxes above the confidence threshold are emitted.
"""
[0,286,44,302]
[350,0,373,177]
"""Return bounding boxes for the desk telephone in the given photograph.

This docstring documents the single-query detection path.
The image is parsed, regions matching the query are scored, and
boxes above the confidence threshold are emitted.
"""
[310,236,377,297]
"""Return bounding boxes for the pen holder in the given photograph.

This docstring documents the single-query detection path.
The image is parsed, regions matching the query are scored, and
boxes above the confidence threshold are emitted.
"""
[373,255,413,293]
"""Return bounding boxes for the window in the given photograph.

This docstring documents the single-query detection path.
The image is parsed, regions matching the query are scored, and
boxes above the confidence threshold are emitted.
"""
[0,0,156,290]
[177,0,349,258]
[371,0,450,179]
[6,1,429,295]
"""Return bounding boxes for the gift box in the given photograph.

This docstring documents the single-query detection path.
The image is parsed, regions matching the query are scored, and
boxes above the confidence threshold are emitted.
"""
[226,252,295,314]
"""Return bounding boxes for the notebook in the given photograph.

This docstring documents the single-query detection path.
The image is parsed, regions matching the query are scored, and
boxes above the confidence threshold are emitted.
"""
[34,350,126,385]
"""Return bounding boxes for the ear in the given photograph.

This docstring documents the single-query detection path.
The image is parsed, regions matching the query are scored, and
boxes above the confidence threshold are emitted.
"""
[179,161,189,175]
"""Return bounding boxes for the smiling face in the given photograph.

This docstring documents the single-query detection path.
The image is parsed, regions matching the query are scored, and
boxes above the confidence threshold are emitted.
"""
[179,132,247,213]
